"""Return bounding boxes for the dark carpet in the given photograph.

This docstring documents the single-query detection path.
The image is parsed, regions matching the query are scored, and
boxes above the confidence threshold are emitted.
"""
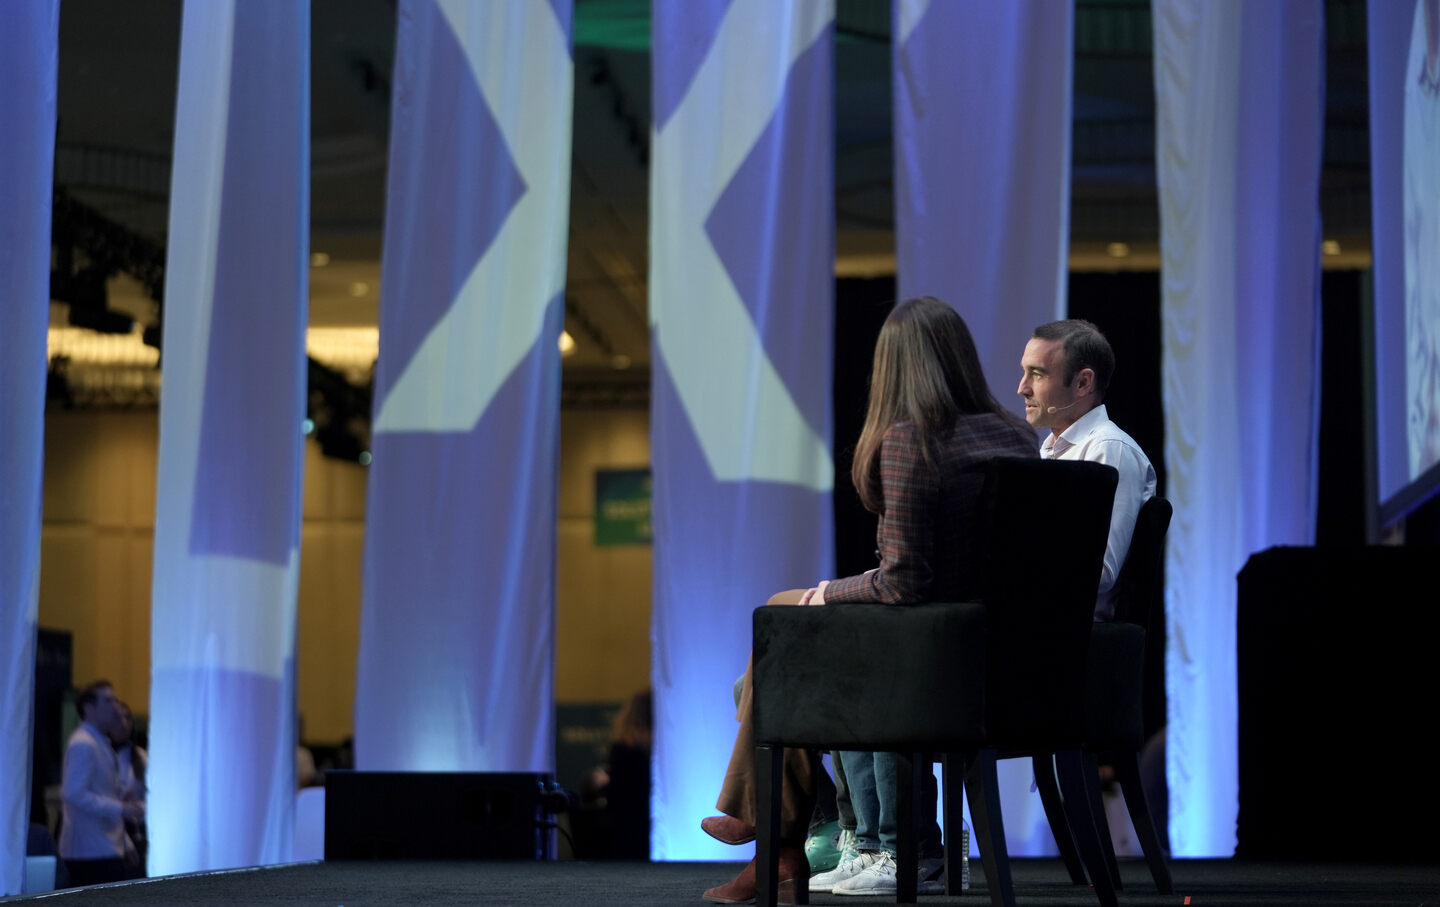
[4,859,1437,906]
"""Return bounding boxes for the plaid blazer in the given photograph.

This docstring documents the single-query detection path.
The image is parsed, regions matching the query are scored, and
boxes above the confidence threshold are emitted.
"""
[826,413,1038,605]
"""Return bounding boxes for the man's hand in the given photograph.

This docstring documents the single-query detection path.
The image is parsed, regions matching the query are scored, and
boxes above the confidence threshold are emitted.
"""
[799,580,830,605]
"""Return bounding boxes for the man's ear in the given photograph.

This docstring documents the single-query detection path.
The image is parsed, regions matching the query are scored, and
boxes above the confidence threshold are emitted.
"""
[1075,367,1096,397]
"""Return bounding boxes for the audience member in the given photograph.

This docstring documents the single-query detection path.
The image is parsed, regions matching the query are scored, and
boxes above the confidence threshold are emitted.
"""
[59,681,143,887]
[108,702,147,878]
[601,689,653,860]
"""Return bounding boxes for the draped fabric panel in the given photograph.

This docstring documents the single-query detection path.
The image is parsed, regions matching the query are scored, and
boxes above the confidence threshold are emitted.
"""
[355,0,573,772]
[0,1,58,894]
[892,0,1073,855]
[650,0,835,860]
[1153,0,1323,857]
[894,0,1071,410]
[148,0,309,874]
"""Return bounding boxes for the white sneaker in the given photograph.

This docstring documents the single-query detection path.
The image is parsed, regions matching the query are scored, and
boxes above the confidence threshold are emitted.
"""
[808,847,879,893]
[833,850,898,896]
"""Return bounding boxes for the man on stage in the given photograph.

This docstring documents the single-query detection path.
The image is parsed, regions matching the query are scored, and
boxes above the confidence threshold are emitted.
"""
[1018,319,1157,619]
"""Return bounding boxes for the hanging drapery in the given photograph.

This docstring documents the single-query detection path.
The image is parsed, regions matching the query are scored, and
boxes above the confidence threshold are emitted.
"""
[0,0,58,894]
[1153,0,1323,856]
[148,0,309,874]
[893,0,1072,410]
[892,0,1074,855]
[649,0,835,860]
[354,0,573,772]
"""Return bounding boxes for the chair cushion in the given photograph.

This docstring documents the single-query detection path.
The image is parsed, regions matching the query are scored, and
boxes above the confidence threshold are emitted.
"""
[1083,620,1145,750]
[754,604,990,754]
[752,601,988,750]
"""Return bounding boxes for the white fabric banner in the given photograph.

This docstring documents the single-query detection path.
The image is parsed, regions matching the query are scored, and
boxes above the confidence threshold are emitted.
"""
[892,0,1073,855]
[1153,0,1323,857]
[650,0,835,860]
[149,0,309,873]
[354,0,573,772]
[0,0,58,894]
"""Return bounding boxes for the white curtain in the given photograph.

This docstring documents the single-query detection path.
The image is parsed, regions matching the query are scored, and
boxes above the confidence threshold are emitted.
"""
[149,0,309,873]
[0,0,58,894]
[650,0,835,859]
[1153,0,1324,856]
[892,0,1073,854]
[355,0,573,773]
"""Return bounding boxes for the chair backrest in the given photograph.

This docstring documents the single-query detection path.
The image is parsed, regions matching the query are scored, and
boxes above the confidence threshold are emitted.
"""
[1113,496,1173,628]
[977,457,1117,748]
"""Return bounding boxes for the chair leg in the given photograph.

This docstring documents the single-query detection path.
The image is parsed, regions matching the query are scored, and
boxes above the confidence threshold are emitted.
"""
[962,748,1014,907]
[894,752,918,903]
[1032,754,1087,884]
[941,755,965,896]
[1083,753,1122,891]
[1055,750,1117,907]
[1115,751,1173,894]
[756,745,799,907]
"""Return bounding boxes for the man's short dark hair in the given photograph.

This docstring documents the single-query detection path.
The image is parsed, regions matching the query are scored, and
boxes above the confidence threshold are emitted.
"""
[1032,319,1115,400]
[76,680,113,721]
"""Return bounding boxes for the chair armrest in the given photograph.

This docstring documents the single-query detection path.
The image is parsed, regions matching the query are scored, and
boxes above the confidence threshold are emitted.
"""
[752,601,988,750]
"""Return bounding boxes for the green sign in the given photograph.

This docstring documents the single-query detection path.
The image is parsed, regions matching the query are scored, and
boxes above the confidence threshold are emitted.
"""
[595,468,652,545]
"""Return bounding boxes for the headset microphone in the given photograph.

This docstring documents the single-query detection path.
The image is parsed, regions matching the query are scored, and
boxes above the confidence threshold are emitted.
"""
[1045,399,1082,415]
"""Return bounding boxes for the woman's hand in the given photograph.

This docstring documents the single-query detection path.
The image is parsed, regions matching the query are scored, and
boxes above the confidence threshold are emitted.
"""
[799,580,830,605]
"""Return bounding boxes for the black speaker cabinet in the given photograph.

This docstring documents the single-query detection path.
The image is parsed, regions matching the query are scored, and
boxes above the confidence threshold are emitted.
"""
[1237,546,1439,860]
[324,771,556,860]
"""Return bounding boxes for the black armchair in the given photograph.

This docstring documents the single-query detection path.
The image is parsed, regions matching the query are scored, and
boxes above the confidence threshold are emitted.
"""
[750,457,1119,906]
[1035,495,1174,893]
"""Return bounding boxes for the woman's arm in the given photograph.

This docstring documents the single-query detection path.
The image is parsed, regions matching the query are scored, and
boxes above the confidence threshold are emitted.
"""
[824,424,938,604]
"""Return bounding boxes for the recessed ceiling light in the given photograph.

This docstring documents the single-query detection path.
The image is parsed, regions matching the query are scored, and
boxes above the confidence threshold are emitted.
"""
[1106,242,1130,258]
[558,330,576,355]
[1322,239,1341,256]
[348,281,369,297]
[310,252,331,268]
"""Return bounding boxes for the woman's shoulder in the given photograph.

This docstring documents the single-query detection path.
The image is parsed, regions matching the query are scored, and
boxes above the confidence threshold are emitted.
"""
[945,411,1039,455]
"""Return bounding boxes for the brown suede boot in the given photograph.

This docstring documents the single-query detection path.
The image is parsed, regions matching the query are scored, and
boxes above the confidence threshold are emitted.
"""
[702,846,808,904]
[702,814,757,845]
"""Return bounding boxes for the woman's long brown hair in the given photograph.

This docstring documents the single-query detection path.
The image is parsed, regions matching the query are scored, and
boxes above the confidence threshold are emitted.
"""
[849,297,1027,512]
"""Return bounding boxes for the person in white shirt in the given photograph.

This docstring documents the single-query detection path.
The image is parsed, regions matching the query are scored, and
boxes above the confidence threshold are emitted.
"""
[1018,320,1158,620]
[60,681,144,886]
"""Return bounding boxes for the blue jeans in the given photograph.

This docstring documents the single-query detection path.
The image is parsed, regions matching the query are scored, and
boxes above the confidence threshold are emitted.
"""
[838,750,943,856]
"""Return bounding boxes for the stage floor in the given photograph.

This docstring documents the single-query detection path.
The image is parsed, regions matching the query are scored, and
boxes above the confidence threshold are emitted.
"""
[4,859,1438,906]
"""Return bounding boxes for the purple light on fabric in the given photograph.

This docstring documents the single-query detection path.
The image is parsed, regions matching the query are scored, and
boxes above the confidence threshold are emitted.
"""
[1233,0,1323,548]
[0,1,57,894]
[546,0,572,46]
[375,0,527,394]
[189,0,308,564]
[649,348,833,856]
[357,295,561,770]
[649,1,833,857]
[149,664,293,866]
[650,0,734,132]
[704,27,835,439]
[1367,2,1413,510]
[650,353,833,651]
[893,0,1071,402]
